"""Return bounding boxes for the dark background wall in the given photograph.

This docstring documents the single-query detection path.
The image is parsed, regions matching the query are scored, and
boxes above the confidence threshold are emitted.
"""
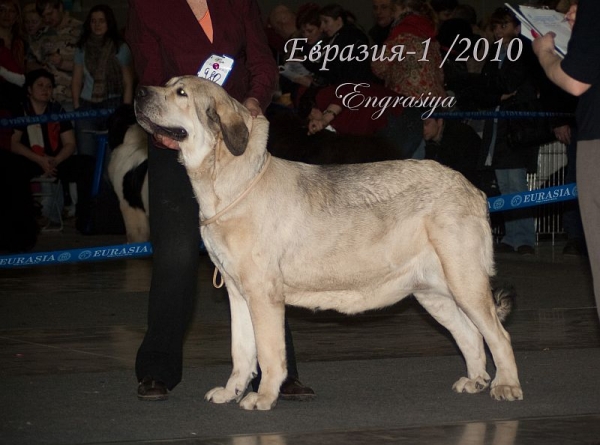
[21,0,509,32]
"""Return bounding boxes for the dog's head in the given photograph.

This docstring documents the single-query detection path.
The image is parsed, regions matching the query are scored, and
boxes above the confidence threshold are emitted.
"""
[134,76,250,167]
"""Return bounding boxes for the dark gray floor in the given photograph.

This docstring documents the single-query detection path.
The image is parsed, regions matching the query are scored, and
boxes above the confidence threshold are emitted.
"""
[1,224,599,445]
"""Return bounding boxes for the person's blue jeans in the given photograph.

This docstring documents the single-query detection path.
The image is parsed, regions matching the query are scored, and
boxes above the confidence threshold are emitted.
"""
[74,97,121,158]
[495,168,536,248]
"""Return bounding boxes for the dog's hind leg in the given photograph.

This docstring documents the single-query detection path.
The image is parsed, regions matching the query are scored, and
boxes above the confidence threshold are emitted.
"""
[429,221,523,401]
[205,282,257,404]
[239,288,287,411]
[455,293,522,401]
[414,291,491,394]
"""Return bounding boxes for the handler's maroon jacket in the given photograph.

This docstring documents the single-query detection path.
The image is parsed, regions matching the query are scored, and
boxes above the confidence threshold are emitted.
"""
[126,0,278,112]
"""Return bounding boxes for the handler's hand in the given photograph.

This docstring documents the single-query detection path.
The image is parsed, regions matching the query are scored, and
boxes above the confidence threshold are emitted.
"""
[243,97,262,118]
[307,117,326,135]
[532,32,556,57]
[553,125,571,145]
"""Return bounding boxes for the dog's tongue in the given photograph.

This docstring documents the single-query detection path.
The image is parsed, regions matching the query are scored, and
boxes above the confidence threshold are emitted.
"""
[153,134,180,150]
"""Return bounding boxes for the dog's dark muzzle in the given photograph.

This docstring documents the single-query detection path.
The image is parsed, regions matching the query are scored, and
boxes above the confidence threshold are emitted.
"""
[134,87,188,142]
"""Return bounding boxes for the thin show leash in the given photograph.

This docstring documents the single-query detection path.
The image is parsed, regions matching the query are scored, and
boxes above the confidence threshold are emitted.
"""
[201,152,273,289]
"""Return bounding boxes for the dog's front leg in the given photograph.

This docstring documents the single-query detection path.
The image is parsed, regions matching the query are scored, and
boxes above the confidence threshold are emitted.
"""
[239,295,287,411]
[205,282,257,404]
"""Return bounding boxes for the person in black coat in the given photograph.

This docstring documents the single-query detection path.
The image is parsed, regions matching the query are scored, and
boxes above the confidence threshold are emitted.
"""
[423,117,482,188]
[473,7,547,255]
[317,4,376,85]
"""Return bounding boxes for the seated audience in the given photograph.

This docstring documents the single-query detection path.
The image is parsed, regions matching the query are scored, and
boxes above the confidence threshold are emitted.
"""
[372,0,446,99]
[10,69,94,233]
[22,3,44,44]
[369,0,395,46]
[1,0,26,151]
[26,0,82,112]
[430,0,458,27]
[317,3,375,85]
[307,82,424,159]
[265,4,298,64]
[276,3,323,105]
[422,116,482,187]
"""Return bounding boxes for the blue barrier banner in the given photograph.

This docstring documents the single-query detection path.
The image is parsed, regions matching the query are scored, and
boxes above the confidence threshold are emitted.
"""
[0,242,152,268]
[0,109,116,128]
[0,184,577,269]
[0,109,574,129]
[431,110,574,120]
[488,183,576,213]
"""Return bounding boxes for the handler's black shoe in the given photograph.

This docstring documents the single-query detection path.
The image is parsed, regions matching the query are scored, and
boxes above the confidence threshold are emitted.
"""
[279,377,316,401]
[137,376,168,401]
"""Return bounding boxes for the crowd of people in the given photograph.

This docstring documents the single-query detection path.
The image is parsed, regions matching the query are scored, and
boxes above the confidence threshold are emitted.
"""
[1,0,133,251]
[268,0,580,257]
[0,0,594,407]
[0,0,582,257]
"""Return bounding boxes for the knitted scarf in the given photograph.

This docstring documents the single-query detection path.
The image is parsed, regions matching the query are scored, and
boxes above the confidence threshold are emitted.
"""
[84,34,123,102]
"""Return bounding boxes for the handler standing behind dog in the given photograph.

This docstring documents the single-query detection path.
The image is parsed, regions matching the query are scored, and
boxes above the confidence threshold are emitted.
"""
[126,0,314,401]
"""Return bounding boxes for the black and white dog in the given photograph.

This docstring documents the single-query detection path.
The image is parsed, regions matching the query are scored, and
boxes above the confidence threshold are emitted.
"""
[107,105,150,243]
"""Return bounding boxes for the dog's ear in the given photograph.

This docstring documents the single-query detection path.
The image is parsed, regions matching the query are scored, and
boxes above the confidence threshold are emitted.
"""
[208,97,248,156]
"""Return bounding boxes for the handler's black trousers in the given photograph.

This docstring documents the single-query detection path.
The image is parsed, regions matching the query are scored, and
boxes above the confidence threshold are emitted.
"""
[135,138,299,390]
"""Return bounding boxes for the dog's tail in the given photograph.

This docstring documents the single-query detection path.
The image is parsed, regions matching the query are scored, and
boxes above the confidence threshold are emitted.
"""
[492,286,516,323]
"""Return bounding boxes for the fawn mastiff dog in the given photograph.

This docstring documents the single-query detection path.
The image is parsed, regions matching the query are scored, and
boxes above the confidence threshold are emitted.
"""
[134,76,523,411]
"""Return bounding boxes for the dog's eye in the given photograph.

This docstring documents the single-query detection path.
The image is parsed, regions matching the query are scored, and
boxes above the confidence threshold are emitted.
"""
[176,88,187,97]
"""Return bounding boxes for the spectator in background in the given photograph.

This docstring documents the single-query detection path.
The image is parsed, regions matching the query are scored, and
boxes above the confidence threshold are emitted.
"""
[436,18,480,111]
[277,3,324,106]
[451,4,476,25]
[422,116,482,187]
[369,0,395,46]
[474,7,543,255]
[1,0,26,152]
[26,0,82,111]
[372,0,446,99]
[430,0,458,27]
[317,4,375,85]
[296,2,323,51]
[307,83,424,159]
[0,0,26,91]
[22,3,44,44]
[450,4,486,74]
[296,3,325,48]
[265,4,297,64]
[71,4,134,158]
[10,69,93,233]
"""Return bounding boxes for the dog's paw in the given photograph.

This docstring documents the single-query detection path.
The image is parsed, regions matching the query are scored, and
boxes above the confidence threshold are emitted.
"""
[239,391,278,411]
[490,385,523,401]
[452,376,490,394]
[205,386,238,404]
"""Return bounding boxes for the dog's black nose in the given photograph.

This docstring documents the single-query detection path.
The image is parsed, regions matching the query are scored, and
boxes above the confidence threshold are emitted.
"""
[136,87,148,98]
